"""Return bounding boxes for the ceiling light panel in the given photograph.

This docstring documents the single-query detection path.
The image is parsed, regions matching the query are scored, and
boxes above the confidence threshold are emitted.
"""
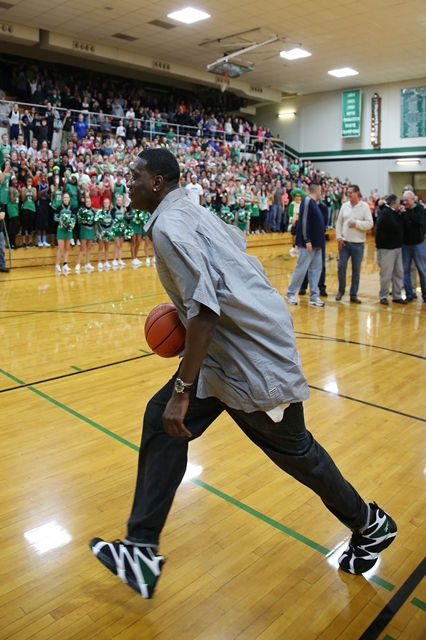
[328,68,359,78]
[280,48,311,60]
[167,7,211,24]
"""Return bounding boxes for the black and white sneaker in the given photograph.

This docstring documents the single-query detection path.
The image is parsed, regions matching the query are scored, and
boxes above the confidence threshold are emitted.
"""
[89,538,165,598]
[338,502,397,575]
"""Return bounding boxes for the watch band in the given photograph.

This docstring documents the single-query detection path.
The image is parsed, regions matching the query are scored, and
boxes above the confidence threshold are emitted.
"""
[174,377,193,393]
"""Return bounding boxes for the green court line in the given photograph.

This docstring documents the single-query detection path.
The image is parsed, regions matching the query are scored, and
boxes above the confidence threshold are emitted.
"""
[370,575,395,591]
[1,365,425,611]
[191,478,330,555]
[70,366,82,371]
[411,597,426,612]
[139,349,151,354]
[383,635,396,640]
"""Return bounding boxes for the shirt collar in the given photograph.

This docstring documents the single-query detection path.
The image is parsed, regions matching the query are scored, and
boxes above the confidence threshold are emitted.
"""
[144,187,184,236]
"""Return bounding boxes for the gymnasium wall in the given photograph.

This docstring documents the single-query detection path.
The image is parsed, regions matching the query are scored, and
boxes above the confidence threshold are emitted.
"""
[257,77,426,195]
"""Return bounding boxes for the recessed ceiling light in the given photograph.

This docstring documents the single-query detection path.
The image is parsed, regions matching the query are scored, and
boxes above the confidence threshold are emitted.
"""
[280,48,311,60]
[328,68,358,78]
[167,7,211,24]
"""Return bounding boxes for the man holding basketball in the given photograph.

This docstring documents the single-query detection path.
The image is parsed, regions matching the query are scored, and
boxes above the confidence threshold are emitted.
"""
[90,149,397,598]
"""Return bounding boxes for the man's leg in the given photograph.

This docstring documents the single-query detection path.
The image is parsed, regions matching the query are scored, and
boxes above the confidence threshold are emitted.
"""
[90,372,223,597]
[377,248,393,300]
[337,243,350,296]
[126,374,223,547]
[348,242,364,298]
[318,244,326,293]
[307,247,322,301]
[287,248,313,296]
[412,241,426,300]
[402,244,414,299]
[224,402,397,574]
[391,248,404,300]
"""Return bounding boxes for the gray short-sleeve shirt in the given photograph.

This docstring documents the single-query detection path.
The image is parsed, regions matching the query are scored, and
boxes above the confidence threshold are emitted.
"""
[145,189,309,412]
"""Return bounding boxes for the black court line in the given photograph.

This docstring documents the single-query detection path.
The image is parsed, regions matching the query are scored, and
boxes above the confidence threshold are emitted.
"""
[0,352,154,394]
[296,331,426,362]
[310,385,426,424]
[358,556,426,640]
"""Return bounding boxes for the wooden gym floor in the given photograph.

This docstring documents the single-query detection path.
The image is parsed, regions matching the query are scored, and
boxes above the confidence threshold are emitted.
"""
[0,236,425,640]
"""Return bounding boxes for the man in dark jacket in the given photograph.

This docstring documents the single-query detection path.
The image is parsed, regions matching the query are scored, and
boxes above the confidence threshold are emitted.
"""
[375,194,406,305]
[299,197,329,297]
[401,191,426,302]
[285,183,325,306]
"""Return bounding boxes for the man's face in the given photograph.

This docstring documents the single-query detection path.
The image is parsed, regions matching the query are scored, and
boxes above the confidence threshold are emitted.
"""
[128,157,159,212]
[311,187,321,203]
[390,198,400,210]
[403,194,414,209]
[348,188,360,205]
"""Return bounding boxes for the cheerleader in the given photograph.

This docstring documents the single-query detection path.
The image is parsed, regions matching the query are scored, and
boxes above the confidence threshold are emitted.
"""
[75,195,95,273]
[128,208,150,267]
[236,197,250,235]
[7,176,20,249]
[219,194,234,224]
[111,193,127,268]
[49,172,63,246]
[20,175,37,248]
[95,197,114,270]
[55,193,76,274]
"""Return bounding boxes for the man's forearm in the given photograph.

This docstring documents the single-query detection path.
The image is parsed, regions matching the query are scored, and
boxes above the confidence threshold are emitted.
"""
[178,304,219,384]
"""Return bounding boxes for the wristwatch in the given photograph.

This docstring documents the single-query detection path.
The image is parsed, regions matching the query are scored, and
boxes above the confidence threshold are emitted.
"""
[174,378,193,394]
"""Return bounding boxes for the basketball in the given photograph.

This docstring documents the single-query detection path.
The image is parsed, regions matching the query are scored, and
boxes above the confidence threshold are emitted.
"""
[144,303,186,358]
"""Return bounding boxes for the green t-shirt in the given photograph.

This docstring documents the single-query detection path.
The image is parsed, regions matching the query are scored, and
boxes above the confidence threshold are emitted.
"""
[22,187,36,211]
[7,188,19,218]
[51,187,63,210]
[65,183,79,208]
[0,143,11,167]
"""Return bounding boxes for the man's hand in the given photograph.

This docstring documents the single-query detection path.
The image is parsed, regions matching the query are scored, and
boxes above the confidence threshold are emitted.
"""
[348,219,356,228]
[163,392,192,437]
[338,240,345,251]
[305,241,312,253]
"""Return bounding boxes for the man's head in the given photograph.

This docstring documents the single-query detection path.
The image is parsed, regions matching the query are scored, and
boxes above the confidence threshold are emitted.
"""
[386,194,400,210]
[308,183,321,202]
[348,184,361,206]
[402,190,415,209]
[129,149,180,212]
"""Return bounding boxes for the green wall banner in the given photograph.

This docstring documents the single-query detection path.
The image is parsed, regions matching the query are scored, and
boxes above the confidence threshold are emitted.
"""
[401,87,426,138]
[342,89,361,138]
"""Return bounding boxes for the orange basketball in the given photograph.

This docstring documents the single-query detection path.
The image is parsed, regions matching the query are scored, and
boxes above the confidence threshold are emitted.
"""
[144,302,186,358]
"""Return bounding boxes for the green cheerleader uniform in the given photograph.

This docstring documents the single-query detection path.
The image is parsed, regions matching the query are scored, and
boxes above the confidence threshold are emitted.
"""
[95,208,114,242]
[219,205,234,224]
[112,207,126,238]
[77,207,95,240]
[7,188,19,219]
[130,210,150,236]
[57,207,76,240]
[236,206,250,232]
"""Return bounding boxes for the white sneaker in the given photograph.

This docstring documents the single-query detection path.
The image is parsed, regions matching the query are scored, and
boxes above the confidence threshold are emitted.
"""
[135,258,142,265]
[112,259,118,267]
[152,256,156,265]
[38,242,43,248]
[75,264,81,272]
[62,264,71,273]
[289,248,296,256]
[118,259,125,266]
[70,238,75,246]
[131,258,138,266]
[85,263,95,272]
[55,264,61,274]
[43,241,50,247]
[76,239,81,246]
[285,294,298,305]
[104,261,111,269]
[309,298,325,307]
[98,261,103,270]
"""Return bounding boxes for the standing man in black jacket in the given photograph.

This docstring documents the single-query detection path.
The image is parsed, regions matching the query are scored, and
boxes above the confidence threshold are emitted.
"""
[401,190,426,303]
[375,194,406,305]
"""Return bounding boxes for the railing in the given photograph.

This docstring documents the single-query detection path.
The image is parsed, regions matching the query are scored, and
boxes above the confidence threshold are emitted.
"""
[0,99,286,159]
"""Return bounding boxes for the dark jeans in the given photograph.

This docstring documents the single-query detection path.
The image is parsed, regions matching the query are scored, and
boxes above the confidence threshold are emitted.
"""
[337,241,364,297]
[402,242,426,300]
[127,372,368,547]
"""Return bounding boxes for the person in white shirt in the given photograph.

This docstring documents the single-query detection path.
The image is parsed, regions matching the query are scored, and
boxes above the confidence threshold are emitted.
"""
[116,120,126,139]
[184,174,203,206]
[335,184,373,303]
